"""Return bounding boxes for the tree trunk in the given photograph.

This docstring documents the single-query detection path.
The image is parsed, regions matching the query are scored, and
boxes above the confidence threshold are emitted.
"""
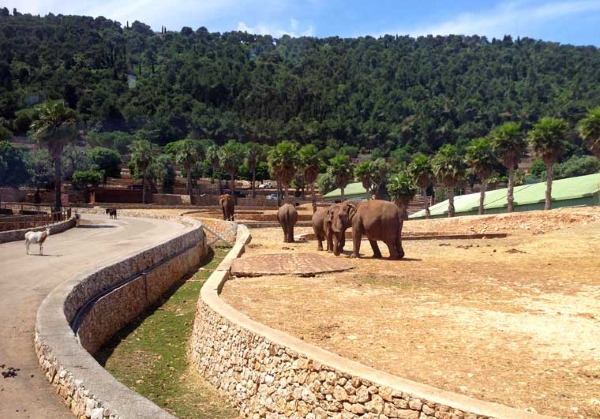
[448,188,455,217]
[545,163,554,210]
[341,187,345,202]
[479,181,487,215]
[311,182,316,213]
[423,188,430,219]
[186,164,192,200]
[141,170,147,204]
[230,173,235,194]
[251,168,256,199]
[507,168,515,213]
[53,156,62,211]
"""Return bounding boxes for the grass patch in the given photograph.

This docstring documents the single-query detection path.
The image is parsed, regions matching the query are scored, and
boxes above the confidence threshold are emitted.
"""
[95,247,238,419]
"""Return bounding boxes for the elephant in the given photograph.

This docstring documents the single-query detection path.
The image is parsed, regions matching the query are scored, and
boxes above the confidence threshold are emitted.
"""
[277,203,298,243]
[311,207,334,251]
[219,194,236,221]
[329,200,405,260]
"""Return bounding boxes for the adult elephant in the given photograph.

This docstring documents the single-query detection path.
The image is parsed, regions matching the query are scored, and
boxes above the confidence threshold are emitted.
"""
[330,200,405,260]
[277,203,298,243]
[219,194,236,221]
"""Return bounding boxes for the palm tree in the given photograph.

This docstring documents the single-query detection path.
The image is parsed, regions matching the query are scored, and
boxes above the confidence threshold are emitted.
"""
[528,117,570,210]
[465,137,497,215]
[128,138,155,204]
[205,144,221,190]
[299,144,321,212]
[329,153,353,202]
[370,158,389,199]
[490,121,526,213]
[408,153,434,218]
[218,140,245,195]
[164,139,203,200]
[30,101,78,211]
[577,107,600,159]
[431,144,466,217]
[387,170,418,220]
[268,141,299,204]
[245,142,267,198]
[354,161,374,197]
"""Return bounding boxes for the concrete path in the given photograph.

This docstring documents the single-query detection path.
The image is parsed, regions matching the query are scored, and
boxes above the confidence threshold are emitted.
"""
[0,214,188,419]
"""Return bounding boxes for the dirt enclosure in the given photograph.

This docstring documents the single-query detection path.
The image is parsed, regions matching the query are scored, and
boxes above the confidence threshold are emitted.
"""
[218,207,600,419]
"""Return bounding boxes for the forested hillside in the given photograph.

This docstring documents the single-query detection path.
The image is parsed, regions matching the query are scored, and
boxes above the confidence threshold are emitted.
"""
[1,9,599,155]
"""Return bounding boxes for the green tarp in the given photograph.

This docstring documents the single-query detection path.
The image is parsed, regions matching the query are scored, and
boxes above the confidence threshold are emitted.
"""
[410,173,600,219]
[323,182,368,201]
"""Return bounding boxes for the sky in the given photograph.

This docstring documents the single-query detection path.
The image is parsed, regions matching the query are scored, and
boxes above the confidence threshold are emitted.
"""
[4,0,600,46]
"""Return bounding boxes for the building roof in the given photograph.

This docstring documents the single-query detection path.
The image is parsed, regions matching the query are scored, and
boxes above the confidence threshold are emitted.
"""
[410,173,600,219]
[322,182,368,201]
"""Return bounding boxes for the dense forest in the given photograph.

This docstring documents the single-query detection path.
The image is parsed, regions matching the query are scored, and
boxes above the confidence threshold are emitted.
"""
[1,9,599,155]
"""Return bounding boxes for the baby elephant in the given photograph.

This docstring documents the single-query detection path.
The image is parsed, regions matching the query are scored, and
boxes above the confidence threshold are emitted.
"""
[312,206,333,251]
[277,203,298,243]
[106,208,117,219]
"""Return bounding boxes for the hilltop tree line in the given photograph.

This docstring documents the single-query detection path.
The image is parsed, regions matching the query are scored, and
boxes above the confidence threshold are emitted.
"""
[0,10,599,214]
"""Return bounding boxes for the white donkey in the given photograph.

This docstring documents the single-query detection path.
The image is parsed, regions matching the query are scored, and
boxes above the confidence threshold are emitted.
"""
[25,228,51,255]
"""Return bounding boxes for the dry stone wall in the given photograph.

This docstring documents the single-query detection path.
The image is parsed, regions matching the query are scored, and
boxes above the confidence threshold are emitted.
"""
[35,215,206,419]
[0,216,76,243]
[190,225,555,419]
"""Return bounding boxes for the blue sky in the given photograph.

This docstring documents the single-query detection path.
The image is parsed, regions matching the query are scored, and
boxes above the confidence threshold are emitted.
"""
[5,0,600,46]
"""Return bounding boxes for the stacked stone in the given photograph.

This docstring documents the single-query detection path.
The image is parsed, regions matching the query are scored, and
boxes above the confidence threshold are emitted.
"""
[191,302,493,419]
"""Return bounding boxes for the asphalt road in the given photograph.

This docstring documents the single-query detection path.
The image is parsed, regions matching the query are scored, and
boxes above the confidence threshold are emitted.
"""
[0,214,189,419]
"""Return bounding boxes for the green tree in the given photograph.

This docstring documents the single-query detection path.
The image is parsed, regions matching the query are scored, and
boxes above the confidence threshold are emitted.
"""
[153,154,176,194]
[299,144,321,211]
[128,137,155,204]
[465,137,497,215]
[71,170,102,191]
[268,141,299,204]
[329,153,353,202]
[30,101,78,210]
[408,153,433,218]
[528,117,570,210]
[490,122,526,213]
[554,155,600,179]
[387,170,418,219]
[0,141,30,187]
[245,142,268,198]
[431,144,466,217]
[164,139,204,199]
[90,147,122,182]
[205,144,221,188]
[577,107,600,158]
[218,139,245,195]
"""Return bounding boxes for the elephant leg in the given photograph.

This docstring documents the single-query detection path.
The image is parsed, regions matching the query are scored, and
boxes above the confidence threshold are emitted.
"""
[385,239,399,260]
[397,238,405,259]
[369,239,382,258]
[316,233,324,251]
[351,232,362,258]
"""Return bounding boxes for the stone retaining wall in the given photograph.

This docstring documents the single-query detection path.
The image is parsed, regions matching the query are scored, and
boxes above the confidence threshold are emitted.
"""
[0,216,76,243]
[189,225,555,419]
[34,215,207,419]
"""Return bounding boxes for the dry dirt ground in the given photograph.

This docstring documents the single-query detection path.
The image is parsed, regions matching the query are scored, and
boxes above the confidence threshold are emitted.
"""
[210,205,600,419]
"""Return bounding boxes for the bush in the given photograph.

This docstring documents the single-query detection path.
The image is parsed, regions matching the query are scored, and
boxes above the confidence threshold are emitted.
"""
[554,155,600,180]
[72,170,103,190]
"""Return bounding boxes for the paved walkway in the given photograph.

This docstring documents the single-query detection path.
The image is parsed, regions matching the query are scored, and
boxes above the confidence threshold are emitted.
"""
[0,214,188,419]
[230,253,354,277]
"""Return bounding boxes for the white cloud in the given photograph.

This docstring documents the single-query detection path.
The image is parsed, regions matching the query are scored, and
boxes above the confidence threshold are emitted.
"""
[237,19,314,37]
[384,0,600,39]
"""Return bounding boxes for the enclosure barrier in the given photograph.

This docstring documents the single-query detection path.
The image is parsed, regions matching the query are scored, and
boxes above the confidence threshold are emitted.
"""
[189,224,555,419]
[34,213,207,419]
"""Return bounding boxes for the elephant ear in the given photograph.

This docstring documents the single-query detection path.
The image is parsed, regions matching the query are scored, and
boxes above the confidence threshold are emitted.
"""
[346,202,358,219]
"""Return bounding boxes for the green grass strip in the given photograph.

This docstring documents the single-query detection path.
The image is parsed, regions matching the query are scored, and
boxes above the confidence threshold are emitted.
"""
[95,247,237,419]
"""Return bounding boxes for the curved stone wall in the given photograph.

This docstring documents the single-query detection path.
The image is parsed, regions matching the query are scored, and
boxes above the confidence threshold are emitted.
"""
[0,216,76,243]
[190,225,554,419]
[35,215,207,419]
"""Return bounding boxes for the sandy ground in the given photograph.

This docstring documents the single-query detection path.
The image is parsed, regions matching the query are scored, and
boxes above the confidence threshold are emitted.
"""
[214,206,600,419]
